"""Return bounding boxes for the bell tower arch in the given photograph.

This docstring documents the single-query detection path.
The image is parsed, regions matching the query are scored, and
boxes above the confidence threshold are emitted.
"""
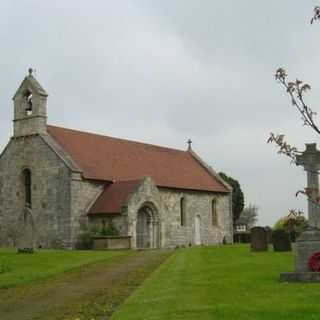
[12,68,48,137]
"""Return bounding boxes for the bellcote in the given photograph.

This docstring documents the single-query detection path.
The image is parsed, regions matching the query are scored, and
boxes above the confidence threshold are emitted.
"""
[12,69,48,137]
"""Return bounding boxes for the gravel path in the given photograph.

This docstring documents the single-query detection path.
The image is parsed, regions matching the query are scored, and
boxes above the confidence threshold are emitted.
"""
[0,250,172,320]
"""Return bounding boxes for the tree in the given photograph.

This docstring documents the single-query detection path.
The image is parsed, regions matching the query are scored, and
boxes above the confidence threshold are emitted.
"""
[219,172,244,224]
[268,6,320,208]
[274,210,308,240]
[237,204,258,229]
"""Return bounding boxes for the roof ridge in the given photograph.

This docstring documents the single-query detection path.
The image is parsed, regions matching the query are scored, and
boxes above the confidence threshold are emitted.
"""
[48,124,187,154]
[47,124,229,193]
[111,178,142,184]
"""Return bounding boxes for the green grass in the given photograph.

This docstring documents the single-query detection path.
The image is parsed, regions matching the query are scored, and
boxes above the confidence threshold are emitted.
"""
[0,248,132,288]
[112,245,320,320]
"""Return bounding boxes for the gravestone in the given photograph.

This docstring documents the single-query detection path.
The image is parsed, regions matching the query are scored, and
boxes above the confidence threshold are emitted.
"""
[17,206,35,253]
[250,227,268,251]
[272,230,291,252]
[265,227,273,244]
[281,143,320,282]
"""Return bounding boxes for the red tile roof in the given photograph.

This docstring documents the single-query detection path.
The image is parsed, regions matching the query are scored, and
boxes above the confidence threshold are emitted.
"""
[47,125,228,193]
[89,180,140,214]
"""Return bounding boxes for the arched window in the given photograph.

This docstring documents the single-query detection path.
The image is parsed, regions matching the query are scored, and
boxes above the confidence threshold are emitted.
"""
[212,198,218,226]
[180,197,186,226]
[23,90,33,116]
[23,169,32,207]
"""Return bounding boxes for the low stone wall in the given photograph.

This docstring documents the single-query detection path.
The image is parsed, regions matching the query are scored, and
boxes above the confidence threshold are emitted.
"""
[93,236,131,250]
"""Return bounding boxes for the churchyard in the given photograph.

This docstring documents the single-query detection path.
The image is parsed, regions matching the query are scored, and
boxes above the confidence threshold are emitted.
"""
[1,245,320,320]
[0,249,132,288]
[0,249,171,320]
[112,245,320,320]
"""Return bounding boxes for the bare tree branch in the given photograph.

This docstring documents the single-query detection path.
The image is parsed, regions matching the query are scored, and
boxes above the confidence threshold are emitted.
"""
[267,132,300,163]
[275,68,320,134]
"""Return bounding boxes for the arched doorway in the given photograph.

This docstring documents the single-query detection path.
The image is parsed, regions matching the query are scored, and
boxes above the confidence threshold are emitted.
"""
[136,205,159,249]
[194,215,201,245]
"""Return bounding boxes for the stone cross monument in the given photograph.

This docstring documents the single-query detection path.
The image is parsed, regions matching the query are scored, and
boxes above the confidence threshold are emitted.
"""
[296,143,320,229]
[281,143,320,281]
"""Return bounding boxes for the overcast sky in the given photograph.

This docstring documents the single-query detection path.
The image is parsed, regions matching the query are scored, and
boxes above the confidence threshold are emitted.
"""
[1,1,320,226]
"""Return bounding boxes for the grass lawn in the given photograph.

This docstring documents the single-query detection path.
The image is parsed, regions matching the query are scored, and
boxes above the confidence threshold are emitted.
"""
[0,248,133,288]
[112,245,320,320]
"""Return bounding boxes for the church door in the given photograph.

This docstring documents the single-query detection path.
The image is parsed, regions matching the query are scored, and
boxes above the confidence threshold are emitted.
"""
[194,215,201,245]
[136,208,151,249]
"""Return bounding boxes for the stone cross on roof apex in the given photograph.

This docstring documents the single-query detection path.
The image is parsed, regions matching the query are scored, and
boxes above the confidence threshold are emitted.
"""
[187,139,192,151]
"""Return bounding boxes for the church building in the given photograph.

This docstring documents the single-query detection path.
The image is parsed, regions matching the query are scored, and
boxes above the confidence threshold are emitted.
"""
[0,71,233,249]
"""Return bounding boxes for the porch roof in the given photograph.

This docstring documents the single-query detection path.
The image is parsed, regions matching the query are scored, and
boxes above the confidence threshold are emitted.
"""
[88,179,141,215]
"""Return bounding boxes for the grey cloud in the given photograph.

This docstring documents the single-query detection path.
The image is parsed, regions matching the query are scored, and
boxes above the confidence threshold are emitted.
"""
[0,0,319,225]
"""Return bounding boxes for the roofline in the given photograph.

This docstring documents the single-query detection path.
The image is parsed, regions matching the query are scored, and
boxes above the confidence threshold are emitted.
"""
[123,177,151,208]
[82,175,229,193]
[0,139,13,161]
[86,182,110,215]
[48,124,188,154]
[157,185,229,194]
[13,75,48,100]
[188,149,233,192]
[87,178,144,215]
[47,124,231,193]
[88,211,121,216]
[40,133,82,173]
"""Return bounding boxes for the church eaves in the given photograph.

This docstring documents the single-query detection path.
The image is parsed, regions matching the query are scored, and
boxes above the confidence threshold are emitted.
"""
[47,125,229,193]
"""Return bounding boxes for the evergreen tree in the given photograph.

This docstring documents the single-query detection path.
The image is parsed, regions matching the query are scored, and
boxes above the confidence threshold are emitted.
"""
[219,172,245,224]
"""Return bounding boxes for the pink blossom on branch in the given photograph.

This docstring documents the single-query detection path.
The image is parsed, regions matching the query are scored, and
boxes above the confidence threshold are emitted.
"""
[296,188,320,205]
[267,133,299,163]
[274,68,319,134]
[311,6,320,24]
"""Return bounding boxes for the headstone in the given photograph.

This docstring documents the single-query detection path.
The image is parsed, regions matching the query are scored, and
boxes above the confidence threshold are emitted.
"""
[17,206,35,253]
[272,230,291,252]
[250,227,268,251]
[265,227,273,244]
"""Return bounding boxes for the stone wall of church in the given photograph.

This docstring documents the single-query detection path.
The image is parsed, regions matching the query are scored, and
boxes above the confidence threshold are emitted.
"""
[70,178,104,246]
[123,177,164,249]
[158,188,233,248]
[0,134,233,249]
[0,135,72,248]
[123,177,232,249]
[88,215,128,237]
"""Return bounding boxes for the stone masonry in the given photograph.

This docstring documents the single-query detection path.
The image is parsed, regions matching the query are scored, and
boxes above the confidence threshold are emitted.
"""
[158,188,232,247]
[89,177,232,249]
[0,135,71,248]
[0,71,233,249]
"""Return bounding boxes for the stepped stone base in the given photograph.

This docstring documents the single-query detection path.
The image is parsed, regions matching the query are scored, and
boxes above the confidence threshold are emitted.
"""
[280,272,320,282]
[294,229,320,272]
[280,229,320,282]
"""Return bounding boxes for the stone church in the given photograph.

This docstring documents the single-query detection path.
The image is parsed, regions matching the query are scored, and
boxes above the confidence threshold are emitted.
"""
[0,71,233,249]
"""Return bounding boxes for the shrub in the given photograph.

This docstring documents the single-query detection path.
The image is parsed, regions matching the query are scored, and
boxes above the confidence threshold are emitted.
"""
[100,220,119,237]
[89,223,100,236]
[274,212,308,241]
[75,231,93,250]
